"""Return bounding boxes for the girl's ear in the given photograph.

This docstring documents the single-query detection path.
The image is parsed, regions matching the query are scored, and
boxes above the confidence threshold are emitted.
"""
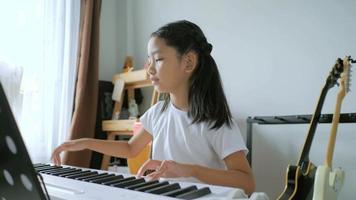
[183,51,198,73]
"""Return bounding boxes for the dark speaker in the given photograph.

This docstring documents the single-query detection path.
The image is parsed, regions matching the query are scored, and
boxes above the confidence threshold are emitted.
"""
[90,80,115,169]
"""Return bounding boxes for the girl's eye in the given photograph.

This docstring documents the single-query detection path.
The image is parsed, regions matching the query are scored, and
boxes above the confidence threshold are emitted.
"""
[155,58,163,62]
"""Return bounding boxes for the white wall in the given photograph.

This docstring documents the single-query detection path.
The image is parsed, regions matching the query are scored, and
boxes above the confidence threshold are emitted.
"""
[100,0,356,199]
[99,0,154,112]
[99,0,127,81]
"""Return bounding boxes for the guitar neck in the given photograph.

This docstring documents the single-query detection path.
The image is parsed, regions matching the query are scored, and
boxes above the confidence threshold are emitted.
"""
[297,84,329,167]
[325,56,350,167]
[325,92,343,167]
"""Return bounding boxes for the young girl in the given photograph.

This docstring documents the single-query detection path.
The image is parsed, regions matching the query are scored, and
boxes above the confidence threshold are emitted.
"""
[51,20,255,195]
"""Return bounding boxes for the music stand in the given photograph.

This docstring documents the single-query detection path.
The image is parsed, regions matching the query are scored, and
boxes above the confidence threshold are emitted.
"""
[0,82,47,200]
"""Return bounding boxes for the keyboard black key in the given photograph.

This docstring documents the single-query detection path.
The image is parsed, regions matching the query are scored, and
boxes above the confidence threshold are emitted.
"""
[34,165,50,170]
[55,168,82,175]
[41,167,71,174]
[176,187,211,200]
[43,167,75,173]
[35,165,56,169]
[134,181,169,192]
[111,178,145,188]
[34,163,49,168]
[162,185,198,197]
[67,171,97,179]
[82,173,112,182]
[145,183,180,194]
[48,168,79,176]
[36,166,62,172]
[76,173,104,180]
[125,180,159,190]
[58,169,85,177]
[103,177,135,186]
[90,175,124,184]
[43,166,69,173]
[87,174,115,182]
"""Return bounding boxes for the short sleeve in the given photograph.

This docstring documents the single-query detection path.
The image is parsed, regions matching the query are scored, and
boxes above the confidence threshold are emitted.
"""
[207,120,248,160]
[139,101,163,137]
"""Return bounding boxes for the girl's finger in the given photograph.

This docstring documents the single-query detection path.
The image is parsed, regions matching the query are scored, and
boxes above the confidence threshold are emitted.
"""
[147,171,162,181]
[148,161,168,180]
[54,154,60,166]
[137,159,154,177]
[137,160,162,177]
[53,156,57,166]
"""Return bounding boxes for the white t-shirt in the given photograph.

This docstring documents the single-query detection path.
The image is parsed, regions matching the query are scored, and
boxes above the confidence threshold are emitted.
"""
[140,101,248,171]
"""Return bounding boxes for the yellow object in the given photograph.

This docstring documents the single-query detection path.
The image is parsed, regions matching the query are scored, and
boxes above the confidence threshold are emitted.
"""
[127,121,151,175]
[128,144,151,174]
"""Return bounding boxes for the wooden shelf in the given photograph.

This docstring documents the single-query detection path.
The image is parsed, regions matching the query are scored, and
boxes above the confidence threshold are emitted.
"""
[112,69,152,89]
[101,68,158,170]
[102,119,136,133]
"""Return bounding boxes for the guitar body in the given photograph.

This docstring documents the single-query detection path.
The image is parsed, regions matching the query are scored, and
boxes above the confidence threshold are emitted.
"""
[278,162,316,200]
[313,166,345,200]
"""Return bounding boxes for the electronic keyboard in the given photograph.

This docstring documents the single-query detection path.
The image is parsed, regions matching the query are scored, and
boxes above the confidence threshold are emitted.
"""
[35,163,246,200]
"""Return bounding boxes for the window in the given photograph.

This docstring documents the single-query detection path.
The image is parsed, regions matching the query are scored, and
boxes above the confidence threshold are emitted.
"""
[0,0,80,163]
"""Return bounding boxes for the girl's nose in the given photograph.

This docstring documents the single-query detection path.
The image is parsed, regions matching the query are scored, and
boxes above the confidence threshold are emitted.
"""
[146,61,156,75]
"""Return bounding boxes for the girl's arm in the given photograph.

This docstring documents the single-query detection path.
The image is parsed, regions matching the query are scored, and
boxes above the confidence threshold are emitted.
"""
[51,127,152,165]
[86,127,152,158]
[137,151,255,195]
[189,151,255,195]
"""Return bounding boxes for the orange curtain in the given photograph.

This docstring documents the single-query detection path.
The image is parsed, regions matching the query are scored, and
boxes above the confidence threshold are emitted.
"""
[63,0,102,168]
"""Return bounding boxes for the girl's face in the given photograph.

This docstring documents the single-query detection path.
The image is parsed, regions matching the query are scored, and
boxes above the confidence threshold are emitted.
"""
[147,37,191,94]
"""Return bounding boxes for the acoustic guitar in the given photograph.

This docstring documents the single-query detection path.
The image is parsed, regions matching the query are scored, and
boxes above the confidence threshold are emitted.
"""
[312,56,353,200]
[277,58,344,200]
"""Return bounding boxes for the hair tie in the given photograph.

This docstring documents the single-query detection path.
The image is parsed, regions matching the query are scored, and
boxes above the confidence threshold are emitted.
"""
[202,43,212,55]
[206,43,213,54]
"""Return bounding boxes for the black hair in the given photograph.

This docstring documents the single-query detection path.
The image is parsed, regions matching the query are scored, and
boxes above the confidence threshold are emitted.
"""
[151,20,232,130]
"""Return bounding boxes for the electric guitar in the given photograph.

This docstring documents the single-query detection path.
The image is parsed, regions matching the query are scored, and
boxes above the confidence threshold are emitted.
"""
[312,56,353,200]
[277,59,344,200]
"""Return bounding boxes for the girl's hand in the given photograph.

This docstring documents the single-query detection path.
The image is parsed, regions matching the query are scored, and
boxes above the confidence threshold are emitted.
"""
[137,159,194,180]
[51,138,89,166]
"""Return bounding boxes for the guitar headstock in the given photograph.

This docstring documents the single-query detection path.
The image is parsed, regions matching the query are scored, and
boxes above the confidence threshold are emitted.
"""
[341,56,353,94]
[326,58,344,89]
